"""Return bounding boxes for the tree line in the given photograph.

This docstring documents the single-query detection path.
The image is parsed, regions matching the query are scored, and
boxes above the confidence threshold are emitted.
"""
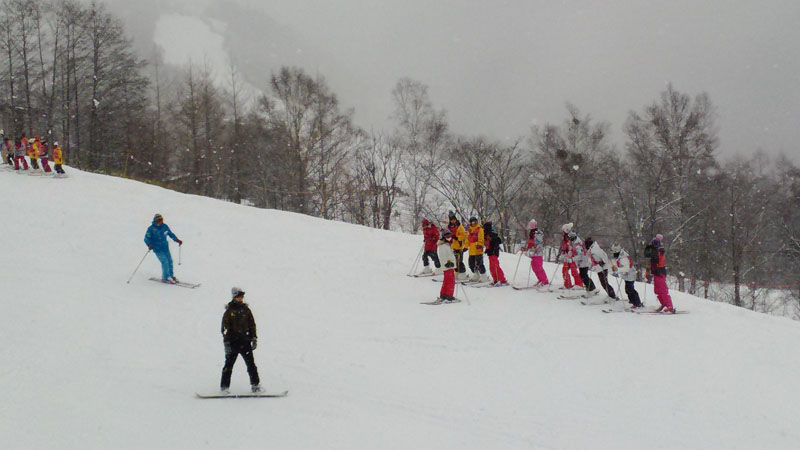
[2,0,798,315]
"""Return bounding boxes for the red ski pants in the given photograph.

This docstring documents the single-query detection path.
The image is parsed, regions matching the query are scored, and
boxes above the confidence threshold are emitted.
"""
[14,156,29,170]
[488,255,506,283]
[530,256,548,285]
[440,269,455,298]
[40,157,51,172]
[653,273,673,309]
[562,262,583,288]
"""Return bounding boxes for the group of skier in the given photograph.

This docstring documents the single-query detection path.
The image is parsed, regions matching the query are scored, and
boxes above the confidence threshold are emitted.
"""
[0,131,67,176]
[419,214,674,313]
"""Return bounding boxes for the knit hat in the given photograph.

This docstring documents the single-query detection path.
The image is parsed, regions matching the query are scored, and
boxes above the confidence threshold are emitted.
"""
[231,286,245,298]
[421,218,430,227]
[153,213,163,222]
[567,231,577,241]
[562,223,574,233]
[655,234,664,242]
[527,219,537,230]
[440,228,452,240]
[448,210,457,220]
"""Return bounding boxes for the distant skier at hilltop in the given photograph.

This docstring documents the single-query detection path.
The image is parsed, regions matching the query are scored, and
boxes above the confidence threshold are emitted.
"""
[144,213,182,283]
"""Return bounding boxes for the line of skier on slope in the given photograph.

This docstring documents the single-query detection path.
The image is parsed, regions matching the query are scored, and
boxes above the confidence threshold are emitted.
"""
[418,212,674,313]
[0,130,67,176]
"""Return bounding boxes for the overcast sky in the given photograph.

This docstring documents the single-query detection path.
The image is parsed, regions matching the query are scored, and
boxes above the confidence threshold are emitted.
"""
[114,0,800,160]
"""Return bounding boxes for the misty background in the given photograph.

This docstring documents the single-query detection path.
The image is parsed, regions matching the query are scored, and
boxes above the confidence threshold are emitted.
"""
[108,0,799,160]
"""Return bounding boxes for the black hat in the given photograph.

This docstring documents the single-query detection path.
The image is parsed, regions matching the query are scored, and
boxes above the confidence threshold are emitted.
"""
[448,211,456,220]
[469,216,478,224]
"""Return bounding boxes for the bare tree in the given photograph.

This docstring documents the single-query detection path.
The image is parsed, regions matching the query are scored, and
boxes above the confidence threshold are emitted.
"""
[391,77,449,231]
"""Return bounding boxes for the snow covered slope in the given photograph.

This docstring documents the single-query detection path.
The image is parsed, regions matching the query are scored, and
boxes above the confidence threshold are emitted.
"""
[2,168,800,450]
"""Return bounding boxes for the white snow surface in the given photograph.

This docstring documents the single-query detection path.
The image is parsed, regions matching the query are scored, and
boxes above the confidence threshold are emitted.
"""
[2,167,800,450]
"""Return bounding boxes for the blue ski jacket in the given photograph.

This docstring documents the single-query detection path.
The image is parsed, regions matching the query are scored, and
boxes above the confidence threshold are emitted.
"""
[144,220,179,253]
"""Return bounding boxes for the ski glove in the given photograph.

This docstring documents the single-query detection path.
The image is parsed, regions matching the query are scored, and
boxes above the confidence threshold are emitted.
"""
[177,239,183,246]
[148,245,153,250]
[611,272,619,278]
[250,339,257,350]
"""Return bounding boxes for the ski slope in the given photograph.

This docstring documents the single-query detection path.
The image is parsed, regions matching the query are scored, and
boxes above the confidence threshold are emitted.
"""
[2,167,800,450]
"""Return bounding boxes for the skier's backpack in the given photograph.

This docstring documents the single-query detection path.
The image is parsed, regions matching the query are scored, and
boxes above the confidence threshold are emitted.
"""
[643,244,655,259]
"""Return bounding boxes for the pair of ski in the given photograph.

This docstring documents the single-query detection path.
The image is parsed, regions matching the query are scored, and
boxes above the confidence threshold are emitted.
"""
[420,298,462,305]
[430,278,493,288]
[407,273,436,278]
[196,390,288,399]
[149,277,201,289]
[512,284,551,291]
[599,307,688,314]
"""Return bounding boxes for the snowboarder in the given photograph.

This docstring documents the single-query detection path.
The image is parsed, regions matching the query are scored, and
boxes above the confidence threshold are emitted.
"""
[447,211,467,280]
[524,219,549,286]
[484,221,508,286]
[437,229,457,301]
[466,217,488,282]
[52,141,66,175]
[610,243,643,309]
[143,213,183,283]
[644,234,674,313]
[585,237,616,300]
[418,219,441,275]
[567,230,596,294]
[220,287,262,393]
[559,223,583,290]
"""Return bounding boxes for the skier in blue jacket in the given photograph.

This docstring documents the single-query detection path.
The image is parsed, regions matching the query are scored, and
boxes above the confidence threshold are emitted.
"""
[144,213,183,283]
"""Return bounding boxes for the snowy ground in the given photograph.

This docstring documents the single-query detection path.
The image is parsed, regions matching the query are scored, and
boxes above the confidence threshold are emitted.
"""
[2,167,800,450]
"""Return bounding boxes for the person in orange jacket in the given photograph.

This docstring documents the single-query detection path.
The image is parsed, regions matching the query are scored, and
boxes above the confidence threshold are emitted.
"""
[466,217,488,282]
[27,135,40,170]
[52,141,66,175]
[447,212,468,280]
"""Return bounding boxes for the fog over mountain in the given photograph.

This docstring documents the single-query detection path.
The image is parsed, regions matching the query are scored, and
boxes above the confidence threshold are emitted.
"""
[107,0,799,160]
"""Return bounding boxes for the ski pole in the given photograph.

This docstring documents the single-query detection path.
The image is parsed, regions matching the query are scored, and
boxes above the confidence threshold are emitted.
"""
[512,250,523,286]
[408,243,424,276]
[546,262,560,292]
[127,249,151,284]
[615,275,626,302]
[178,244,182,266]
[458,280,471,305]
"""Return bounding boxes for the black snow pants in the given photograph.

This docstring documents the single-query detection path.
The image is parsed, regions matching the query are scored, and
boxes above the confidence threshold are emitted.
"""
[454,250,467,273]
[422,250,441,268]
[221,339,260,389]
[468,254,486,274]
[625,280,642,307]
[579,267,596,291]
[596,269,616,299]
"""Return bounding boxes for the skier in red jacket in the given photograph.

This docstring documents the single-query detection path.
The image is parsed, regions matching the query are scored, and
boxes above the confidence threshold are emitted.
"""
[418,219,441,275]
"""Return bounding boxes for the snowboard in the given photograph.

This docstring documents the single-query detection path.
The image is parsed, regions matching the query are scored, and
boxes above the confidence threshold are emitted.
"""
[149,277,201,288]
[196,390,288,399]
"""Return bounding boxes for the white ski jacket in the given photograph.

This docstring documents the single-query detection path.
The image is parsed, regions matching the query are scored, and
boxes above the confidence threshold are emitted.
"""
[613,249,637,282]
[588,241,612,272]
[438,241,456,270]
